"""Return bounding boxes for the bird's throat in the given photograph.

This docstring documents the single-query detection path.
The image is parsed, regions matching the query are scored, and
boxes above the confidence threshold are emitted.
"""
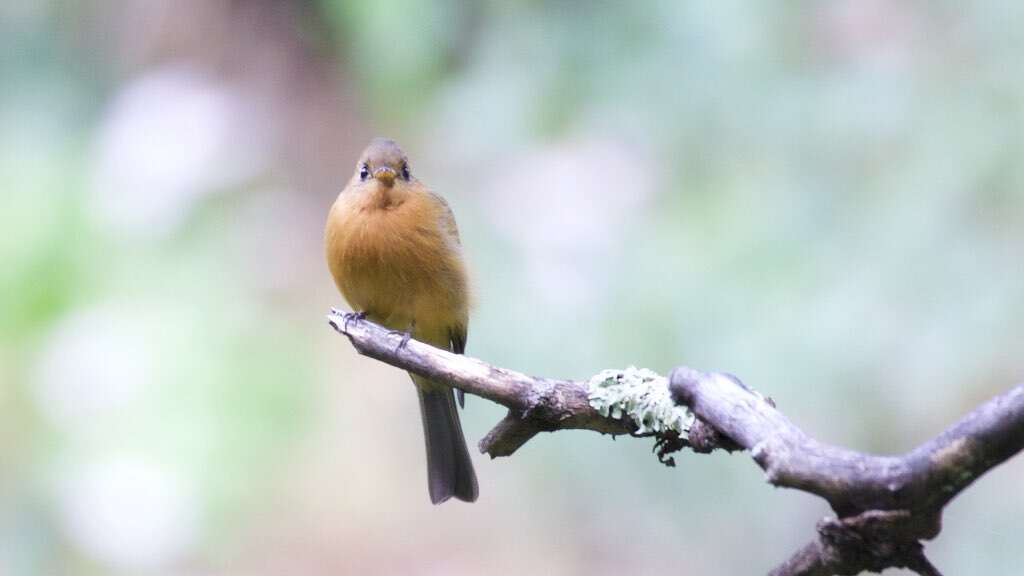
[367,183,406,210]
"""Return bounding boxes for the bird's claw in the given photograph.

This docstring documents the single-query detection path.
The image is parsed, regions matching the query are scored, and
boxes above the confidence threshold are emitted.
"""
[342,311,367,331]
[389,329,413,352]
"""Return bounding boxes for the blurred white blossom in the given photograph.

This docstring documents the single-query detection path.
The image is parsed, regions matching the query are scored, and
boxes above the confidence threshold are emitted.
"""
[484,137,652,310]
[59,457,198,571]
[90,65,265,238]
[32,306,154,428]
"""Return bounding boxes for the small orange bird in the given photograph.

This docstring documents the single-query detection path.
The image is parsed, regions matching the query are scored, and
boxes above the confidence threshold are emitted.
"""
[325,138,478,504]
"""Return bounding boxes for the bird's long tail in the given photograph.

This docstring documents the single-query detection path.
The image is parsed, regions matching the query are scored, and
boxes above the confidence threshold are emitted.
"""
[416,382,478,504]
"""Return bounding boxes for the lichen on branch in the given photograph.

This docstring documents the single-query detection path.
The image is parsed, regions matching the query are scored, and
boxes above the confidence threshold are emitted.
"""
[587,366,694,436]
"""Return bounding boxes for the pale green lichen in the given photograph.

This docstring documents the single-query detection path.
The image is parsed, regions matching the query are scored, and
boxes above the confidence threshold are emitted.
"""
[587,367,694,436]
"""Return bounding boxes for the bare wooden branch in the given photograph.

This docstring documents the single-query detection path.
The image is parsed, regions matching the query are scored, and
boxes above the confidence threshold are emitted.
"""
[669,367,1024,575]
[327,311,632,459]
[328,311,1024,575]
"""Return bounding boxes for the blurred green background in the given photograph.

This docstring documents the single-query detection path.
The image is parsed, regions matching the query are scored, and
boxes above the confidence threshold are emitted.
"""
[2,1,1023,574]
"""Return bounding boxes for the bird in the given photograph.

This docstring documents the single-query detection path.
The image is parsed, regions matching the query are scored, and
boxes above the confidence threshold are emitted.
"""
[324,137,478,504]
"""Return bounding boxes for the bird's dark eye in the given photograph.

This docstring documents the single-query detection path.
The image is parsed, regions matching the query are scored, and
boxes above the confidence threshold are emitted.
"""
[359,163,370,181]
[401,163,410,180]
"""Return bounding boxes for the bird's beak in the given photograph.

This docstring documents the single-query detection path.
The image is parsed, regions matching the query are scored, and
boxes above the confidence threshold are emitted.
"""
[373,166,397,186]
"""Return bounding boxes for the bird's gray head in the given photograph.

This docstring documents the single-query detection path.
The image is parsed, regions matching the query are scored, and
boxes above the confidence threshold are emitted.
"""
[355,138,411,187]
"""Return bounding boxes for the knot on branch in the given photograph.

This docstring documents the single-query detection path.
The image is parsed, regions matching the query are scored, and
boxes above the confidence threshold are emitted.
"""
[811,510,941,576]
[685,418,742,454]
[521,380,577,425]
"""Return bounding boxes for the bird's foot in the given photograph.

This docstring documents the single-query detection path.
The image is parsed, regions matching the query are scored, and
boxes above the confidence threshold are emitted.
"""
[387,329,413,352]
[342,311,367,331]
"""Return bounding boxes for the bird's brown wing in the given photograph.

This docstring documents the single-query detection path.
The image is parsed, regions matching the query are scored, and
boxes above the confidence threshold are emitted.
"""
[433,191,469,407]
[430,191,462,247]
[450,321,468,408]
[450,326,467,355]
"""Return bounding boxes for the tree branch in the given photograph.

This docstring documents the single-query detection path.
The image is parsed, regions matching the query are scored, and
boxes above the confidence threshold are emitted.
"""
[669,367,1024,575]
[328,311,1024,575]
[327,311,633,459]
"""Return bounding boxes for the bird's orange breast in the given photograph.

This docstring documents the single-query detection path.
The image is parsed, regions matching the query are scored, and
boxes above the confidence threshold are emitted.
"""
[325,186,468,341]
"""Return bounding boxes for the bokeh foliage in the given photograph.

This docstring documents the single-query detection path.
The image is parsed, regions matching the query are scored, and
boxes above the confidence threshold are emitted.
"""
[2,1,1022,574]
